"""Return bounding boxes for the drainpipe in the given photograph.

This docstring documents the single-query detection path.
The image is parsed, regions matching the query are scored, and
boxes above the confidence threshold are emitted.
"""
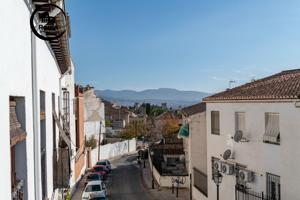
[31,30,41,200]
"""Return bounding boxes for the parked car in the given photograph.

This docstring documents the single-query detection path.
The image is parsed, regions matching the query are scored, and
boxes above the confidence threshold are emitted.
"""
[82,180,107,200]
[96,160,111,172]
[89,192,109,200]
[85,173,103,185]
[92,166,108,180]
[94,164,109,174]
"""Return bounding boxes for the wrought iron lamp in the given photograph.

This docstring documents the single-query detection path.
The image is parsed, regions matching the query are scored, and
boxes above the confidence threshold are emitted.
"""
[213,172,223,200]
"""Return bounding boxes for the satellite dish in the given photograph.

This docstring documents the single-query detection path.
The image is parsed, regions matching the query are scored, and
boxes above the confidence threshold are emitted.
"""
[223,149,232,160]
[234,130,243,142]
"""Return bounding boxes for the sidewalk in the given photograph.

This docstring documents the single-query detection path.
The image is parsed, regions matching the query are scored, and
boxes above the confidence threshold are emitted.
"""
[140,159,190,200]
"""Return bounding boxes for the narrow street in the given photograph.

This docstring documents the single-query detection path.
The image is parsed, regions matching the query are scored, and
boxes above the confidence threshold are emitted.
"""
[72,154,153,200]
[108,154,153,200]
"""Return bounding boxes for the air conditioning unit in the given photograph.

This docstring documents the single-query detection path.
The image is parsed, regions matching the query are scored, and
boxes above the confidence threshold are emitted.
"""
[221,162,235,175]
[238,169,254,182]
[213,160,222,171]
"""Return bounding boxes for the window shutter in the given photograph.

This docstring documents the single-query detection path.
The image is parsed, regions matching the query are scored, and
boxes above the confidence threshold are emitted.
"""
[236,112,245,133]
[263,113,280,144]
[211,111,220,134]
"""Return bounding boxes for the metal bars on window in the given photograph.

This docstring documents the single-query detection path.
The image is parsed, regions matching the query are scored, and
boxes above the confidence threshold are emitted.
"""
[193,168,208,197]
[266,173,280,200]
[62,91,70,131]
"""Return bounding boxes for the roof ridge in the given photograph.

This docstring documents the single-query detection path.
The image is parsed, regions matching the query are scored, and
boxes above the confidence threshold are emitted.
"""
[204,68,300,101]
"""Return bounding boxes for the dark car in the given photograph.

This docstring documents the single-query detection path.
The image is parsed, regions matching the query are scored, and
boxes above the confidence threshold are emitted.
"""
[92,166,108,180]
[85,173,103,185]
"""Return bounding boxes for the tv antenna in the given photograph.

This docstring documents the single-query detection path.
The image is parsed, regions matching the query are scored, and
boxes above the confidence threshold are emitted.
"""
[229,80,236,89]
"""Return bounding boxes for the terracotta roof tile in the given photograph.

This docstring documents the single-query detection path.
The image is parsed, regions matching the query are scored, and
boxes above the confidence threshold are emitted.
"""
[182,102,206,116]
[204,69,300,101]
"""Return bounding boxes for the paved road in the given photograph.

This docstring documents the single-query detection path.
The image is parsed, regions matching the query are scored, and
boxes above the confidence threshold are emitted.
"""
[72,154,153,200]
[107,154,153,200]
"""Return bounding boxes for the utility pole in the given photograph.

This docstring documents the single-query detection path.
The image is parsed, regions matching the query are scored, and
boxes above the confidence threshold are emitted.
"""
[98,121,102,161]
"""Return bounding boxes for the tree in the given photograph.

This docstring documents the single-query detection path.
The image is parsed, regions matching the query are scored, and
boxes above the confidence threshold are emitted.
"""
[121,120,147,139]
[85,135,97,149]
[162,117,180,135]
[145,103,151,115]
[150,107,168,117]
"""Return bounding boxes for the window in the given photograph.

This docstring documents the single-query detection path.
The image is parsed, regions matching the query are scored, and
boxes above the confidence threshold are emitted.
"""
[263,113,280,145]
[235,112,245,133]
[62,91,70,130]
[267,173,280,200]
[193,168,208,197]
[211,111,220,135]
[85,185,102,192]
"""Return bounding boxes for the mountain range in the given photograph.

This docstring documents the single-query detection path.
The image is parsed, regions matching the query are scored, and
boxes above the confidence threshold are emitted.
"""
[95,88,210,108]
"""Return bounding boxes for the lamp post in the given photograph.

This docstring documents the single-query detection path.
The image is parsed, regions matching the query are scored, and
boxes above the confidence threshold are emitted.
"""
[213,172,223,200]
[142,136,146,168]
[150,151,154,189]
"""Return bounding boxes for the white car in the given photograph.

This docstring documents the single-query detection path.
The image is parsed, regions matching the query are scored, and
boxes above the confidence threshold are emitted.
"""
[82,180,107,200]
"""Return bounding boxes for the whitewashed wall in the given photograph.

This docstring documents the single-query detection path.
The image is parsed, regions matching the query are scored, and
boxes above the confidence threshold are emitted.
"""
[60,63,77,189]
[36,30,61,200]
[207,101,300,200]
[0,0,33,199]
[188,112,208,200]
[0,1,68,199]
[90,138,137,166]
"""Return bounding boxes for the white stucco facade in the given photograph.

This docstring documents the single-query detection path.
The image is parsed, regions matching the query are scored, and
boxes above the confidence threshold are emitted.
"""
[188,112,208,200]
[206,101,300,200]
[0,0,73,199]
[60,63,77,190]
[84,89,105,141]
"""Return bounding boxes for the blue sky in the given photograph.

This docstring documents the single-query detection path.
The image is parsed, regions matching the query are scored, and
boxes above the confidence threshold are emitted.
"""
[68,0,300,93]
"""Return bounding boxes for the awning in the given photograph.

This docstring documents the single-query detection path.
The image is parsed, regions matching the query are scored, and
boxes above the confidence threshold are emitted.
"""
[178,124,189,138]
[10,101,26,146]
[263,113,280,144]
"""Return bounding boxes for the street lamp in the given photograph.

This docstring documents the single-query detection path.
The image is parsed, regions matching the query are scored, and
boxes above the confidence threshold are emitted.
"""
[213,172,223,200]
[150,150,155,189]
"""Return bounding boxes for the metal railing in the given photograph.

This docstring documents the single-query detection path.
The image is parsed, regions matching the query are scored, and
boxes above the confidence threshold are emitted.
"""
[235,185,279,200]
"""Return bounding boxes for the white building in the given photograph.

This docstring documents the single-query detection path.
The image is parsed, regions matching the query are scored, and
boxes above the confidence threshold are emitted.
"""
[204,69,300,200]
[182,103,208,200]
[60,62,78,192]
[83,86,105,142]
[0,1,76,199]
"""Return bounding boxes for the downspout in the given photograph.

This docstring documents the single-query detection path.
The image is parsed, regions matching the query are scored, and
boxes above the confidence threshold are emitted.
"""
[31,30,41,200]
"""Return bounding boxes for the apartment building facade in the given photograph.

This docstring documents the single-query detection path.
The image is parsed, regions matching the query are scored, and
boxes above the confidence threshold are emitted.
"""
[0,0,76,199]
[204,69,300,200]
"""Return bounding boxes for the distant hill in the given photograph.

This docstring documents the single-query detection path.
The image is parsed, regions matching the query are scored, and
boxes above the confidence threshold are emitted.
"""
[95,88,210,108]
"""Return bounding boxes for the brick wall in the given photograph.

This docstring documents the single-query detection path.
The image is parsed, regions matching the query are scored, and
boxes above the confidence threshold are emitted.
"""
[75,85,85,181]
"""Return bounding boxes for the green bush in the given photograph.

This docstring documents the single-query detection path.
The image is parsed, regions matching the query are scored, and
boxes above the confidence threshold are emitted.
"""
[85,135,98,149]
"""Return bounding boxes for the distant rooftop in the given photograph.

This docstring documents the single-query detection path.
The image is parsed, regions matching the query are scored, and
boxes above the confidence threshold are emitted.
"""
[204,69,300,101]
